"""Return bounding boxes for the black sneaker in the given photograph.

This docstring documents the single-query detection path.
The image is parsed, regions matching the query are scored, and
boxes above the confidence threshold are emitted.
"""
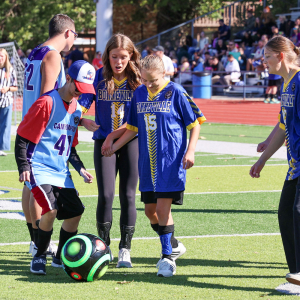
[51,256,63,268]
[30,254,46,275]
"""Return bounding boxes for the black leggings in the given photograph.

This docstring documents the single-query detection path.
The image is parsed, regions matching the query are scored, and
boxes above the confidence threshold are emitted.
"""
[94,137,138,227]
[278,178,298,273]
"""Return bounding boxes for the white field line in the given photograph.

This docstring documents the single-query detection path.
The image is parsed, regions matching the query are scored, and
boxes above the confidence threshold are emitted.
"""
[195,153,221,157]
[0,186,22,191]
[216,156,256,160]
[0,232,281,247]
[0,190,282,201]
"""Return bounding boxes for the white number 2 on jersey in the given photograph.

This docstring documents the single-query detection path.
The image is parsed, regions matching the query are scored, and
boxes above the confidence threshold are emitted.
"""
[111,103,125,119]
[144,115,157,131]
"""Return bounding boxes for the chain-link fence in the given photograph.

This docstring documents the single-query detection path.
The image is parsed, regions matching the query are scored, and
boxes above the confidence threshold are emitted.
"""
[0,42,24,125]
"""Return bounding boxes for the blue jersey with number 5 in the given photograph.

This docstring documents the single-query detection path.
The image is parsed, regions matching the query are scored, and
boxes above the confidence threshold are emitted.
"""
[26,90,82,189]
[22,45,66,119]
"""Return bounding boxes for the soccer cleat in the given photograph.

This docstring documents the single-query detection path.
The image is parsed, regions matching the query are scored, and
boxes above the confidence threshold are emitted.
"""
[286,272,300,285]
[30,254,46,275]
[264,98,271,104]
[156,241,186,268]
[116,248,132,268]
[51,256,63,268]
[0,151,7,156]
[157,258,176,277]
[270,98,280,104]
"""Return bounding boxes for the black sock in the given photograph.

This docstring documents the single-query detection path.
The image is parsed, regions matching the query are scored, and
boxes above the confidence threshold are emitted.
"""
[171,231,179,248]
[96,222,111,246]
[26,222,34,242]
[265,93,270,100]
[271,94,277,100]
[119,225,135,250]
[36,228,52,257]
[56,228,77,259]
[151,223,159,234]
[33,228,38,245]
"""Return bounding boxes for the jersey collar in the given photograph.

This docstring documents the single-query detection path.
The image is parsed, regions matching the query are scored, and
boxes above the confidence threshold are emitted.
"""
[147,81,170,98]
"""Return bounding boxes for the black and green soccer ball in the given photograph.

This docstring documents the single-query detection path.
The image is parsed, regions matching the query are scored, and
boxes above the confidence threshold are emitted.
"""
[61,233,110,282]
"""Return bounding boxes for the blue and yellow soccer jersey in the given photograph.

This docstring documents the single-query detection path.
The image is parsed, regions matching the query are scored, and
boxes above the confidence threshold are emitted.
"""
[127,81,206,192]
[279,70,300,180]
[78,68,134,140]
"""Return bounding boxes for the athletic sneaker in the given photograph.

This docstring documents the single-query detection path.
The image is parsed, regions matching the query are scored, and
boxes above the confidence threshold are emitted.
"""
[264,98,271,104]
[51,256,63,268]
[286,272,300,285]
[0,151,7,156]
[156,241,186,268]
[157,258,176,277]
[270,98,281,104]
[31,241,58,258]
[30,254,46,275]
[116,248,132,268]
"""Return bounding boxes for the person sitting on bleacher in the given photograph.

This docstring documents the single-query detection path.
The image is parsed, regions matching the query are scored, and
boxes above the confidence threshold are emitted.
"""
[246,39,264,71]
[223,53,241,92]
[209,56,226,87]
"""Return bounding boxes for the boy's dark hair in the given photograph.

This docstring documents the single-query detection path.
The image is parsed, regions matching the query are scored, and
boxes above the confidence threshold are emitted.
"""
[219,19,224,23]
[49,14,75,38]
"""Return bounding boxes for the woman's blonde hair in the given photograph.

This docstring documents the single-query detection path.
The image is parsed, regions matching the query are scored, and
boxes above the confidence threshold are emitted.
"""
[0,48,12,77]
[101,33,141,95]
[265,36,300,66]
[140,55,165,74]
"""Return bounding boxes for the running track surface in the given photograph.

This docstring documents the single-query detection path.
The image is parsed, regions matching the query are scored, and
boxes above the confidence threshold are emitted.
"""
[84,99,280,126]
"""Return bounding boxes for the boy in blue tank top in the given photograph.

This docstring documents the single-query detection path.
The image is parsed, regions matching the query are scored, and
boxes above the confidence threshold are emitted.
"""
[15,61,96,275]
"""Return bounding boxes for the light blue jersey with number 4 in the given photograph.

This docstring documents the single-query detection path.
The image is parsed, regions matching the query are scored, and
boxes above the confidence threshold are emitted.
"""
[26,90,82,189]
[22,45,66,119]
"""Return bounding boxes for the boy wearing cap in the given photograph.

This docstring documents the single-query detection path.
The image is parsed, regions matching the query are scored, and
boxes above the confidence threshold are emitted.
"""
[153,45,175,81]
[15,61,96,275]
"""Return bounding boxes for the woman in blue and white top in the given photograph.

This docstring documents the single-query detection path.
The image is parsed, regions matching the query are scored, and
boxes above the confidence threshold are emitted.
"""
[0,48,17,156]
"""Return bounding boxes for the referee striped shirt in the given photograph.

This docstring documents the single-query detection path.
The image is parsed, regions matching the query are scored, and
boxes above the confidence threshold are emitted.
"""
[0,67,17,108]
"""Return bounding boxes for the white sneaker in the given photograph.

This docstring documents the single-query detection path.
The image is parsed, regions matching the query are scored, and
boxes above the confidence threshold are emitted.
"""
[156,241,186,268]
[157,258,176,277]
[116,248,132,268]
[32,241,57,258]
[286,272,300,285]
[0,151,7,156]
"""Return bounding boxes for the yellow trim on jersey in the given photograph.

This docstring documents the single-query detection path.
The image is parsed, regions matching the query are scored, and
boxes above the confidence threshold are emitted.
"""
[278,113,281,121]
[279,122,285,130]
[126,124,138,132]
[113,76,127,87]
[197,116,207,125]
[147,81,169,98]
[283,70,300,92]
[80,105,89,114]
[187,119,200,131]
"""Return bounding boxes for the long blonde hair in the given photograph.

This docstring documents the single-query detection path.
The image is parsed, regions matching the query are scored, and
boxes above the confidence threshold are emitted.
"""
[265,36,300,66]
[102,33,141,95]
[0,48,12,77]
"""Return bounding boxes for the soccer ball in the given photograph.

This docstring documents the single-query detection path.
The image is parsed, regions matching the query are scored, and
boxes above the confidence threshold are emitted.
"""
[61,233,110,282]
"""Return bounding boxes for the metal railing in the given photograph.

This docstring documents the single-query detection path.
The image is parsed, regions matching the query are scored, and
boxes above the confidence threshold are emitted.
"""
[136,0,262,50]
[175,70,271,100]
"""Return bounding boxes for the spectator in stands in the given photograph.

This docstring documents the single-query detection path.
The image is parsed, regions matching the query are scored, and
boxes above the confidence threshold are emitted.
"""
[218,19,230,41]
[209,56,226,86]
[203,51,211,69]
[169,51,178,78]
[279,16,288,36]
[241,31,253,48]
[17,49,27,66]
[0,48,18,156]
[252,17,265,41]
[227,41,239,53]
[199,31,209,52]
[186,35,198,57]
[153,45,175,80]
[141,45,149,58]
[290,17,300,38]
[164,41,174,57]
[246,40,264,71]
[216,38,227,61]
[271,25,280,39]
[236,8,256,39]
[212,31,219,48]
[176,45,189,67]
[191,51,203,71]
[68,46,84,68]
[175,56,192,84]
[285,15,295,38]
[238,47,247,71]
[223,53,241,92]
[261,34,269,46]
[291,26,299,45]
[92,51,103,71]
[260,6,276,37]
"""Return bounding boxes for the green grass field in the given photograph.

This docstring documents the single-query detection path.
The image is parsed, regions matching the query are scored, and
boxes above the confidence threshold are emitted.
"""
[1,123,297,299]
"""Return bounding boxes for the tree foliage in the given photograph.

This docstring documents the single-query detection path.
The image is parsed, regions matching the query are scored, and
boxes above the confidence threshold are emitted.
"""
[0,0,96,51]
[115,0,225,32]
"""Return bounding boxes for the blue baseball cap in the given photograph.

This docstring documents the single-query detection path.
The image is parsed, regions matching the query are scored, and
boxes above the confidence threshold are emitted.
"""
[68,60,96,94]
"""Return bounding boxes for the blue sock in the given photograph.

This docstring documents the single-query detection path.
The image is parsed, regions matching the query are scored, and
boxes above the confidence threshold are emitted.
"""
[159,232,172,257]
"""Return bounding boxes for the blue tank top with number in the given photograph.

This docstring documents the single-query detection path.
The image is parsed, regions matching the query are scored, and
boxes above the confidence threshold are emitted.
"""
[22,45,66,119]
[25,90,82,189]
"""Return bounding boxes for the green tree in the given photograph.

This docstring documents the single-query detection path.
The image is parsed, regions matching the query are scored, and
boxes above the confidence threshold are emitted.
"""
[115,0,225,33]
[0,0,96,50]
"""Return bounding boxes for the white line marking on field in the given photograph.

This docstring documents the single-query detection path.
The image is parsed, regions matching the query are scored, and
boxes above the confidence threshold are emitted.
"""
[193,164,287,168]
[0,186,22,191]
[0,212,25,220]
[0,200,22,210]
[76,151,93,153]
[0,232,281,247]
[216,157,252,159]
[195,153,221,157]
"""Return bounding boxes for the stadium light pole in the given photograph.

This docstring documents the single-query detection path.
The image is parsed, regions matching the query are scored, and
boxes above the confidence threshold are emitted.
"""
[94,0,113,53]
